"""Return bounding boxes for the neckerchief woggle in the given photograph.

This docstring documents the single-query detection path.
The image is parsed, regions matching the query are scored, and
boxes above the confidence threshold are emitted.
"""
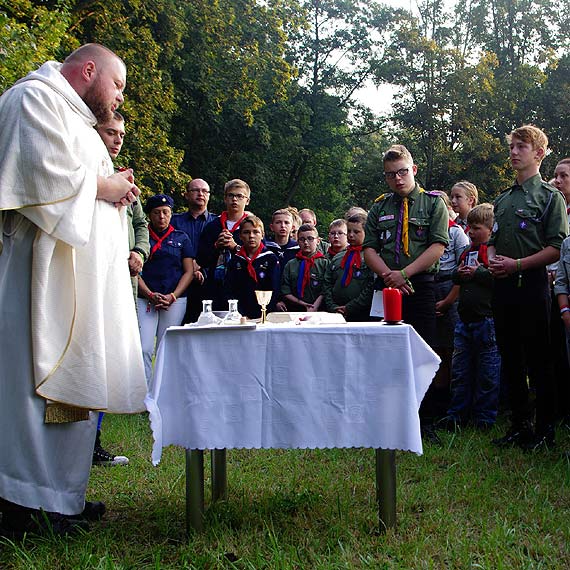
[340,245,363,287]
[295,251,324,298]
[148,224,175,260]
[236,243,265,283]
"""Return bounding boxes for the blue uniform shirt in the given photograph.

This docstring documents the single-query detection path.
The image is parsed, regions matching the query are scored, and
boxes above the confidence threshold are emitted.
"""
[139,227,194,297]
[172,209,217,258]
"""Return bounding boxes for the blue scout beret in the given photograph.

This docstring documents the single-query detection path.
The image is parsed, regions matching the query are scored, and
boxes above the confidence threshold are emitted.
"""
[144,194,174,213]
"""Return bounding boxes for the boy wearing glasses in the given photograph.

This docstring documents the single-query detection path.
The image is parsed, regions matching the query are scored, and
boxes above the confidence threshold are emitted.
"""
[196,179,252,309]
[281,224,329,311]
[326,219,348,260]
[363,145,449,439]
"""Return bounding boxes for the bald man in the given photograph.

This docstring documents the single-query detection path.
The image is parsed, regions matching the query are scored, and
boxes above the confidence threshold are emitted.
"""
[0,44,147,537]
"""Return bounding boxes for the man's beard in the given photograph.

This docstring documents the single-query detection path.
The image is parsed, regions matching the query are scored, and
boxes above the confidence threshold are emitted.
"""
[83,78,113,124]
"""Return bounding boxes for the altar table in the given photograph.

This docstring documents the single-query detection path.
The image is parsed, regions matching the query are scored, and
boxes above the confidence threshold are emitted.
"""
[145,322,440,533]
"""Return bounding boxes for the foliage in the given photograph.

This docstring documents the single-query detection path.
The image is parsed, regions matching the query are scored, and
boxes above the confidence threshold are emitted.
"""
[0,0,71,93]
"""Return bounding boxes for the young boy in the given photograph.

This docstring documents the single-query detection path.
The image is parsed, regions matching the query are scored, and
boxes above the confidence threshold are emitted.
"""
[265,208,299,268]
[323,213,374,321]
[225,216,280,319]
[281,224,329,311]
[325,219,348,260]
[197,179,252,309]
[489,125,567,450]
[440,204,501,429]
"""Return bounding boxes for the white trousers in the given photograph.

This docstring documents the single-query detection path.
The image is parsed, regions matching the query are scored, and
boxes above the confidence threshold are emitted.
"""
[137,297,187,386]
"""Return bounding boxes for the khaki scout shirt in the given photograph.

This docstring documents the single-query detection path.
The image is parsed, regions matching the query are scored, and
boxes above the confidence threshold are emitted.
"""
[489,174,568,259]
[363,184,449,272]
[281,255,329,304]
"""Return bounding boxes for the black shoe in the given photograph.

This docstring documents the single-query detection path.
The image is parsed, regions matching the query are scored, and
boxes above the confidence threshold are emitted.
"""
[92,444,129,466]
[519,426,555,452]
[0,508,89,539]
[436,415,461,432]
[421,424,441,445]
[492,424,533,448]
[76,501,106,521]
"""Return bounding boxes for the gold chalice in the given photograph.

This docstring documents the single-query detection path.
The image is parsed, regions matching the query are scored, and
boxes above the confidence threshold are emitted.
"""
[255,290,272,324]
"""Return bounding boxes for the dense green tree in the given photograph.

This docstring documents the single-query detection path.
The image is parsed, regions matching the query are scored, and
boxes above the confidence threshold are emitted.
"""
[0,0,71,92]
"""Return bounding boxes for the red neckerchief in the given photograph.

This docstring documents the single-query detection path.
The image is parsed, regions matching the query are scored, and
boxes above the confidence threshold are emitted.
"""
[328,245,343,257]
[220,211,248,232]
[236,243,265,283]
[460,243,489,267]
[295,250,324,298]
[340,245,362,287]
[448,219,457,228]
[148,224,175,260]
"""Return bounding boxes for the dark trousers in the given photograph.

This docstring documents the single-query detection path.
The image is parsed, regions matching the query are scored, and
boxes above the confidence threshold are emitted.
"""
[493,268,555,435]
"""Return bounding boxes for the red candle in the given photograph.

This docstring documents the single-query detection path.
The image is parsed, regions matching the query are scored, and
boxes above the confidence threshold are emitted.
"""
[383,287,402,323]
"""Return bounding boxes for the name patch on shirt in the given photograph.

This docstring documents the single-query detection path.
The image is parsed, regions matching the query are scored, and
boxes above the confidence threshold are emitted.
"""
[378,214,395,221]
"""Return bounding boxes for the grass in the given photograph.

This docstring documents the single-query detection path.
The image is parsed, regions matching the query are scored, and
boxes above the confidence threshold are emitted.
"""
[1,413,569,569]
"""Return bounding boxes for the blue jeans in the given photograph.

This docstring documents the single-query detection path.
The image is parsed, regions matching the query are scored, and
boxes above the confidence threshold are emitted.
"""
[448,317,501,425]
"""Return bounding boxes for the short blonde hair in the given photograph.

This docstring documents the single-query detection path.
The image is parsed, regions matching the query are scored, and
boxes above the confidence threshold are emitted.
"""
[452,181,479,206]
[240,215,264,235]
[272,208,293,222]
[467,203,494,230]
[507,125,549,154]
[383,144,413,164]
[224,179,250,196]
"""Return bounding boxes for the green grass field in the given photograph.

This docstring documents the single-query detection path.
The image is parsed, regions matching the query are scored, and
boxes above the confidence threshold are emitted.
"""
[1,413,569,569]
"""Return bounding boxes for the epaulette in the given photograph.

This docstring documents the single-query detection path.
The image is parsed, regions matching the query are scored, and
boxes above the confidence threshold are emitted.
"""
[374,192,392,203]
[542,181,558,192]
[423,189,442,198]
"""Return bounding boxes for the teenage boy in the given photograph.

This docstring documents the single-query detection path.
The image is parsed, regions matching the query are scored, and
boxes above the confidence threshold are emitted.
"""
[440,204,501,430]
[282,224,329,311]
[363,144,449,344]
[363,144,449,440]
[323,212,374,321]
[489,125,567,450]
[197,179,252,310]
[225,216,280,318]
[265,208,299,268]
[325,219,348,260]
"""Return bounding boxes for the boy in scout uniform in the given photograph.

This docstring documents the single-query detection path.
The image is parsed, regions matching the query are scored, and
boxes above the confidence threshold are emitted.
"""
[281,224,329,311]
[363,144,449,344]
[489,125,568,450]
[363,145,449,440]
[324,212,374,321]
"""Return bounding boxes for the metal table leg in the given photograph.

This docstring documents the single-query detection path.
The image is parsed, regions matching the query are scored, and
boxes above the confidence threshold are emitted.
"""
[375,448,396,532]
[186,449,204,534]
[211,448,227,502]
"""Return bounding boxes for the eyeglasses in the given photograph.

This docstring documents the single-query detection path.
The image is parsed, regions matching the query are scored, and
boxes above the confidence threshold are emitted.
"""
[226,192,248,201]
[384,168,410,179]
[298,236,316,243]
[329,231,346,237]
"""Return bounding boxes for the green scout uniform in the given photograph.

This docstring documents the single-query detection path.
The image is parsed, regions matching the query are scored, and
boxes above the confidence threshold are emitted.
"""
[489,174,568,258]
[323,249,374,321]
[363,184,449,271]
[490,173,568,440]
[281,255,329,305]
[127,200,150,301]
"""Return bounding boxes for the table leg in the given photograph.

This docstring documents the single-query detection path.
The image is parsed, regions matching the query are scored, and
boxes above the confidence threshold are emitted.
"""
[186,449,204,534]
[211,448,228,502]
[375,448,396,532]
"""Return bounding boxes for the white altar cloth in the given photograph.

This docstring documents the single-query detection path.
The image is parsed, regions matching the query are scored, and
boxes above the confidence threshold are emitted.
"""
[146,322,440,465]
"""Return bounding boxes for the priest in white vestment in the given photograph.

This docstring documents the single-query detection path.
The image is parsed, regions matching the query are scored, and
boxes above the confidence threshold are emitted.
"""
[0,44,147,536]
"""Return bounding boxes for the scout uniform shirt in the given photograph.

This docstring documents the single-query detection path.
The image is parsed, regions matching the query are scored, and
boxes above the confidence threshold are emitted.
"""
[323,248,374,320]
[281,254,329,304]
[363,184,449,271]
[489,174,568,259]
